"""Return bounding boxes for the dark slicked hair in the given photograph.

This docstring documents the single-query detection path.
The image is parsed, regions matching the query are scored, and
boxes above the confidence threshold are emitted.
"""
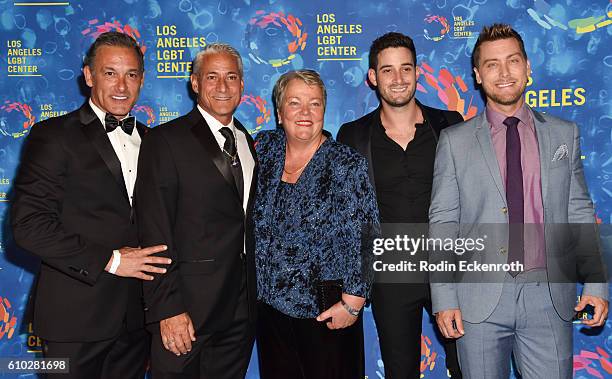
[84,31,144,72]
[472,24,527,68]
[368,32,417,70]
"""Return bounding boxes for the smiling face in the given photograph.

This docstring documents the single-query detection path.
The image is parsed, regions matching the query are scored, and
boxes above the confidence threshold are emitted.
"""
[278,79,325,143]
[368,47,419,108]
[83,45,144,119]
[190,52,244,125]
[473,38,530,114]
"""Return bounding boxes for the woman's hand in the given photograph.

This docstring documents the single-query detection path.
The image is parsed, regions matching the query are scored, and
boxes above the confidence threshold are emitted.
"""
[316,294,365,330]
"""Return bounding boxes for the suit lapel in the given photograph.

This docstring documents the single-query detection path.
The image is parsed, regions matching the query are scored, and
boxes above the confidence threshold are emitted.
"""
[189,109,241,203]
[135,121,148,138]
[474,114,507,206]
[532,109,550,207]
[235,119,258,214]
[417,99,446,143]
[78,103,130,206]
[362,109,379,191]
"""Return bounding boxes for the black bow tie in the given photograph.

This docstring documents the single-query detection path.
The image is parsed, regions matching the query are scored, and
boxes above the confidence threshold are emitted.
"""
[105,114,135,135]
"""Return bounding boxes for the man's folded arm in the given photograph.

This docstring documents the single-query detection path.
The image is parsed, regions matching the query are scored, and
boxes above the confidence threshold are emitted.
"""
[11,123,112,285]
[429,129,461,312]
[135,130,186,323]
[567,123,609,299]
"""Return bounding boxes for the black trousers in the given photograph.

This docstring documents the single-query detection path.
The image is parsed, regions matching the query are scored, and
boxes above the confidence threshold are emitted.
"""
[256,302,364,379]
[371,283,462,379]
[43,327,150,379]
[150,274,254,379]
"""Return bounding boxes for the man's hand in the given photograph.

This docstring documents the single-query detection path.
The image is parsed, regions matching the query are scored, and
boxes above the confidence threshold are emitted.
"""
[575,295,609,327]
[105,245,171,280]
[316,294,365,330]
[435,308,465,339]
[160,312,196,356]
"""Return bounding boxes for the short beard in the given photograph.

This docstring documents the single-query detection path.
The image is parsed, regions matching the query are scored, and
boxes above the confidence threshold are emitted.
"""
[485,82,526,107]
[488,92,523,106]
[379,89,416,108]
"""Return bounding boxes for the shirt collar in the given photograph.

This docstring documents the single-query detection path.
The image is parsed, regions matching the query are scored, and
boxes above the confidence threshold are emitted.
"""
[375,103,428,133]
[89,99,132,128]
[197,104,235,133]
[486,101,531,130]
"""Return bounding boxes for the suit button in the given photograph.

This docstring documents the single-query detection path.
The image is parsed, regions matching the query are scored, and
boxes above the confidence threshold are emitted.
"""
[499,247,507,254]
[501,207,508,214]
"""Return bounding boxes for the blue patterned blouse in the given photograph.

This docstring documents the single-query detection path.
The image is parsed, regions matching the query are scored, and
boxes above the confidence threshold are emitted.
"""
[254,129,380,318]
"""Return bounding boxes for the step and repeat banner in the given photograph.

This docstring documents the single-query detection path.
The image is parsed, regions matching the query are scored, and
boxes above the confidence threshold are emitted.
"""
[0,0,611,378]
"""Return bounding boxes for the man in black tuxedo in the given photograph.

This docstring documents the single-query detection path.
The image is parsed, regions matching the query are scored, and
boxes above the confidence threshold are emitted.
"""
[337,32,463,379]
[135,43,257,378]
[11,32,170,378]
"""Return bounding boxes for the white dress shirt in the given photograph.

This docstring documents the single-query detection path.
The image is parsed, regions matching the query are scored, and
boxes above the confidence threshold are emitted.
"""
[197,105,255,212]
[89,99,141,206]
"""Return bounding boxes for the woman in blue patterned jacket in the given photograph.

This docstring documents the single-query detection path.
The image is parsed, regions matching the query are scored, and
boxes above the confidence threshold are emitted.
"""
[253,69,380,379]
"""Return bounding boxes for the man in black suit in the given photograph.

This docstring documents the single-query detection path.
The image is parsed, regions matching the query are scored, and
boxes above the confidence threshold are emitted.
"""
[337,32,463,379]
[135,43,257,378]
[11,32,170,379]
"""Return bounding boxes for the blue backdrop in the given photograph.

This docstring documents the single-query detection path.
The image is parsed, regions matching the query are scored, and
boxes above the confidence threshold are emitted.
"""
[0,0,610,378]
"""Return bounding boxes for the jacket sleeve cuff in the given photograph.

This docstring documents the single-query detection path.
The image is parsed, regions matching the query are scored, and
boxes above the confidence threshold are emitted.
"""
[582,283,609,302]
[144,299,187,324]
[343,279,369,299]
[430,283,460,313]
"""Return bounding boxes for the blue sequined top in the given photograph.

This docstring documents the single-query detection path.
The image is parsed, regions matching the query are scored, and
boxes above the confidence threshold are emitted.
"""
[254,129,380,318]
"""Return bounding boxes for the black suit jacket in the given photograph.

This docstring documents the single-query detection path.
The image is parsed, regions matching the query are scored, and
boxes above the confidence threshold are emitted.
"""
[11,102,148,342]
[337,99,464,190]
[134,108,257,335]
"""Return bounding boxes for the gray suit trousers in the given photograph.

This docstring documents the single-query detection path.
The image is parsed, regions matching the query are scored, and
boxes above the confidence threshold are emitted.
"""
[456,271,572,379]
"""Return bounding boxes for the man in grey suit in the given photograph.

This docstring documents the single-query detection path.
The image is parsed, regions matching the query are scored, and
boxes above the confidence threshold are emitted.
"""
[429,23,608,378]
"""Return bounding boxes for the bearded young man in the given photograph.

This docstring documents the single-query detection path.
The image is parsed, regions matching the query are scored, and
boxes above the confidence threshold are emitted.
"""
[429,24,608,379]
[338,32,463,379]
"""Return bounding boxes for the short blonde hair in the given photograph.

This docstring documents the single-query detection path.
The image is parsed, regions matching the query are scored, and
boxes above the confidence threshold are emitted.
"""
[273,69,327,112]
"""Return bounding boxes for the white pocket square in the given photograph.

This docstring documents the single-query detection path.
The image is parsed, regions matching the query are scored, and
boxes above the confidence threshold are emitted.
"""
[552,144,568,162]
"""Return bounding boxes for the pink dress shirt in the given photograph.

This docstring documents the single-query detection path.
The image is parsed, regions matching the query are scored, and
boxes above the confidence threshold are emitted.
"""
[486,103,546,270]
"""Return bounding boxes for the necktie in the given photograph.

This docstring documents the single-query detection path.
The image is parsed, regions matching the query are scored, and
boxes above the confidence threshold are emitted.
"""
[219,127,244,203]
[504,116,524,276]
[105,113,135,135]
